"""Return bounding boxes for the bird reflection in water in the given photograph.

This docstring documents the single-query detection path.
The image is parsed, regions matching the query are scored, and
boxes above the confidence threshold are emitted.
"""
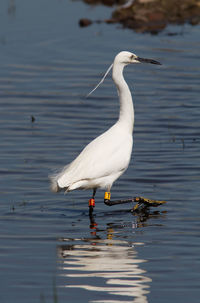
[57,209,166,303]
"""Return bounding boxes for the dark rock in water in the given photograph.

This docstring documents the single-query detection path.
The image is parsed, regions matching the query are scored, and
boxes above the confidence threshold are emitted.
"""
[189,16,200,25]
[81,0,200,33]
[79,18,93,27]
[112,0,200,33]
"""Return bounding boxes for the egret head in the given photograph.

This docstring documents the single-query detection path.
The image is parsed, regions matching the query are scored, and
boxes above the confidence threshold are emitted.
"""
[87,51,161,97]
[114,51,161,66]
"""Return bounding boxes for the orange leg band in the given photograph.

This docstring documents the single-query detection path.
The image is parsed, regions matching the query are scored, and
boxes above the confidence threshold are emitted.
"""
[89,198,95,207]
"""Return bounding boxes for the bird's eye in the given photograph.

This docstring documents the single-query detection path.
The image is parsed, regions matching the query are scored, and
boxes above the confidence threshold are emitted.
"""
[130,55,134,60]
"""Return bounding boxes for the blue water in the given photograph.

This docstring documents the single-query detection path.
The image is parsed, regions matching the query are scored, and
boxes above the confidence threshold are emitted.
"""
[0,0,200,302]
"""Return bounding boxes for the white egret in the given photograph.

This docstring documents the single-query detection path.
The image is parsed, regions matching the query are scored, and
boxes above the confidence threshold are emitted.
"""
[50,51,161,210]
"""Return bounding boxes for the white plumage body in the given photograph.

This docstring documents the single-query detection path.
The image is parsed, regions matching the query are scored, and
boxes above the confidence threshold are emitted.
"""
[51,121,133,192]
[50,51,135,194]
[50,51,161,196]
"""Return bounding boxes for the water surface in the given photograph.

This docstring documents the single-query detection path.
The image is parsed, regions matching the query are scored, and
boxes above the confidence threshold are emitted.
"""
[0,1,200,302]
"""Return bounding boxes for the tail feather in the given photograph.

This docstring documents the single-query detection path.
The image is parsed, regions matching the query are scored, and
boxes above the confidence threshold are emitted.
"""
[49,174,61,192]
[49,164,71,193]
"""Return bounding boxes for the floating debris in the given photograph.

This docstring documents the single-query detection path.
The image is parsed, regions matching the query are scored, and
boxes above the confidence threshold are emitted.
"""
[79,18,93,27]
[31,115,35,123]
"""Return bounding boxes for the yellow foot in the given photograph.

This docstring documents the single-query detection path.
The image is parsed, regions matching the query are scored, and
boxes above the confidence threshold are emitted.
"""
[135,196,166,207]
[133,203,139,211]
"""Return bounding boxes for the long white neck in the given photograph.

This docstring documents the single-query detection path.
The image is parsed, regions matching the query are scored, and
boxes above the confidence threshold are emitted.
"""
[112,63,134,133]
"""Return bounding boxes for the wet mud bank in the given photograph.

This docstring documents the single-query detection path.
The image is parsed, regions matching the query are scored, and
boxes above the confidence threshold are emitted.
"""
[80,0,200,33]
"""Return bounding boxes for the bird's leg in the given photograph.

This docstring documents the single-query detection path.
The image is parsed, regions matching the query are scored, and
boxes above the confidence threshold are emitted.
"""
[104,194,145,207]
[89,188,97,215]
[104,195,166,209]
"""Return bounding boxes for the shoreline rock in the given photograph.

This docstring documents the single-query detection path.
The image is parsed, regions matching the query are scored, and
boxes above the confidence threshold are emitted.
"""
[80,0,200,33]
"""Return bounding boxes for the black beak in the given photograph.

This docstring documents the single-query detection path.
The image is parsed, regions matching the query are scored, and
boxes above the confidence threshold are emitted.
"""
[136,57,161,65]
